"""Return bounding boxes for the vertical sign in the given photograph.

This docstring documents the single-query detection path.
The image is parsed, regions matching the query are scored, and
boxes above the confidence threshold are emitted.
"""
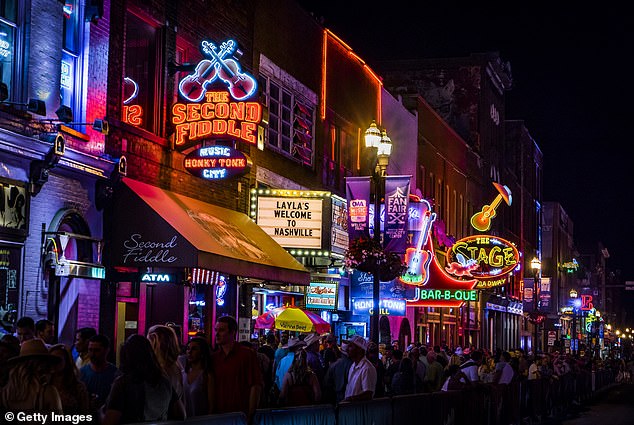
[345,177,371,244]
[538,277,552,311]
[383,175,410,253]
[523,278,535,311]
[331,196,348,256]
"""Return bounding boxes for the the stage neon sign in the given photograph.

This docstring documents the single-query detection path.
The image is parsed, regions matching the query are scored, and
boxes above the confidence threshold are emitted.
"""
[445,235,519,289]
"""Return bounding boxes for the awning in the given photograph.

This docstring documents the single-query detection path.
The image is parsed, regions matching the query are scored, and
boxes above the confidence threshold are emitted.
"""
[110,178,310,285]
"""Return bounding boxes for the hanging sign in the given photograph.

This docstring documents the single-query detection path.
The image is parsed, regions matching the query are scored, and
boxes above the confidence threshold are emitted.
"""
[445,235,519,288]
[345,177,371,244]
[183,145,251,180]
[306,282,337,310]
[383,175,411,254]
[173,39,261,149]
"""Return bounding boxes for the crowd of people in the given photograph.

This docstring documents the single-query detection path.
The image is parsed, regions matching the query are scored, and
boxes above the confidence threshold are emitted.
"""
[0,315,628,425]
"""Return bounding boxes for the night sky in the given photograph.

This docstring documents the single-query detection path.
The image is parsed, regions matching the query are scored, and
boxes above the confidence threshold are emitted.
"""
[297,1,634,279]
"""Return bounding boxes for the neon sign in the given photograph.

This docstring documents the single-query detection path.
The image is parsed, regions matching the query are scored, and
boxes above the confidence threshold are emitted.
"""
[411,289,478,303]
[581,294,593,311]
[399,202,436,286]
[122,77,143,126]
[403,199,477,308]
[470,182,512,232]
[352,298,406,316]
[173,39,261,148]
[172,91,262,146]
[445,235,519,288]
[183,145,252,180]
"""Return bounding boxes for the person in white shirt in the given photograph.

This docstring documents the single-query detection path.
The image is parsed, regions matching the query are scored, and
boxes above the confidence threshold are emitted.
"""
[343,336,377,402]
[527,356,540,380]
[460,349,482,383]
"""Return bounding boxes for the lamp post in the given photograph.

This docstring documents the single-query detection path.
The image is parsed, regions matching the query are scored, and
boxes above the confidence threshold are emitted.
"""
[365,121,393,345]
[531,257,541,352]
[570,288,580,355]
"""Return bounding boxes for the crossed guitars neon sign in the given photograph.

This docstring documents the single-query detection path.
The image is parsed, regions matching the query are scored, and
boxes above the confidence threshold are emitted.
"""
[172,39,262,147]
[178,39,257,102]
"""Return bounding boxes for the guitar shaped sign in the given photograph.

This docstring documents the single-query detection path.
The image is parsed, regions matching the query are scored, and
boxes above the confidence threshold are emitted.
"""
[178,40,236,102]
[205,41,257,101]
[399,209,436,286]
[470,182,512,232]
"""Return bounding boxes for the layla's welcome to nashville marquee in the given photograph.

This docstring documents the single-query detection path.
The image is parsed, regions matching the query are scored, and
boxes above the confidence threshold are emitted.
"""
[172,39,262,148]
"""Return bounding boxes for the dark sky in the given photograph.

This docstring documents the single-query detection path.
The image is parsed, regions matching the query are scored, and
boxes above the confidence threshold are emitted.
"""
[297,1,634,279]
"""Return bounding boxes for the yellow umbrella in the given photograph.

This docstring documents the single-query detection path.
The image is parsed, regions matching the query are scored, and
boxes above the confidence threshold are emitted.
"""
[254,306,331,334]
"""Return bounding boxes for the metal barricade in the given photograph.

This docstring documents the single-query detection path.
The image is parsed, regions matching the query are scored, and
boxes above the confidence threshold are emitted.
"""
[391,393,433,423]
[254,404,335,425]
[336,397,392,425]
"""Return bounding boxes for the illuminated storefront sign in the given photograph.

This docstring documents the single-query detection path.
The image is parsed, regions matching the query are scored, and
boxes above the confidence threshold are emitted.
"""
[445,235,519,288]
[407,289,478,307]
[173,39,261,148]
[581,294,594,311]
[140,273,175,283]
[306,282,337,310]
[402,199,477,308]
[254,190,328,250]
[183,145,251,180]
[352,298,406,316]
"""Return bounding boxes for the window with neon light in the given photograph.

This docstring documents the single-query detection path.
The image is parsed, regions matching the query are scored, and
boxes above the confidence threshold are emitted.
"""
[123,11,160,132]
[0,1,18,101]
[258,57,316,166]
[60,0,88,122]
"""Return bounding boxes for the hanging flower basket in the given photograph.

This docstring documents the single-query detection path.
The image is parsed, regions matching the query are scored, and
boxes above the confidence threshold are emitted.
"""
[344,237,407,281]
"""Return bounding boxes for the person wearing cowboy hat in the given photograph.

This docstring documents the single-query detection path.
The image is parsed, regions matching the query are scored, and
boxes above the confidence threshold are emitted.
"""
[343,336,376,402]
[0,338,63,413]
[303,333,325,385]
[273,337,306,399]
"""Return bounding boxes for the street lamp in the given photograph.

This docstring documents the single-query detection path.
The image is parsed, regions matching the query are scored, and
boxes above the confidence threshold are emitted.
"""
[570,288,581,355]
[365,120,392,345]
[531,257,541,352]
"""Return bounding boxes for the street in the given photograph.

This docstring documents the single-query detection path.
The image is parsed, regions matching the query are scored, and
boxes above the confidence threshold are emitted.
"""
[552,383,634,425]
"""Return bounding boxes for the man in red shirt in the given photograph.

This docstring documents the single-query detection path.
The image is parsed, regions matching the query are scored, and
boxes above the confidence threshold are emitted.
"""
[212,316,262,423]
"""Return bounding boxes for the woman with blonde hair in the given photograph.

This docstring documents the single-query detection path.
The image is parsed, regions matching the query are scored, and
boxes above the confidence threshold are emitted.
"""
[0,339,63,413]
[147,325,184,401]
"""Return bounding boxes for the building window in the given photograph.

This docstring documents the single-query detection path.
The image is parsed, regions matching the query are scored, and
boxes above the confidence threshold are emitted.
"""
[257,56,317,167]
[0,1,18,101]
[123,11,161,132]
[60,0,86,120]
[259,75,315,166]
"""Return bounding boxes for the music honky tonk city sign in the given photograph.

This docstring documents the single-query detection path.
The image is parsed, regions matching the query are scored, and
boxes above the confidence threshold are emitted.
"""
[173,39,262,148]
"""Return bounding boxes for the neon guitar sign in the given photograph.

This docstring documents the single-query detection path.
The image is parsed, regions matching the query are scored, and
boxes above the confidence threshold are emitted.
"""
[178,39,257,102]
[470,182,512,232]
[399,208,436,286]
[173,39,261,149]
